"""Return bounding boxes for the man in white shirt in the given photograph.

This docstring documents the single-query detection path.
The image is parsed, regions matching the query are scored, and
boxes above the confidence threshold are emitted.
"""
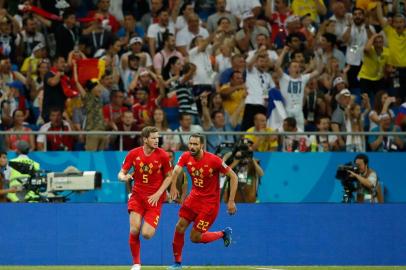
[225,0,262,21]
[275,46,322,131]
[176,13,209,56]
[241,50,274,131]
[342,8,374,89]
[246,33,278,67]
[147,9,175,58]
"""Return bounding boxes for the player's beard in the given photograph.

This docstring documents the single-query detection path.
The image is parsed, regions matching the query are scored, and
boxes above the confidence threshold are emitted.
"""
[190,148,201,157]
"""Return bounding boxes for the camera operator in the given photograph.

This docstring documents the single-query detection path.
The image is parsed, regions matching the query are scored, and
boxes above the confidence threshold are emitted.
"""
[7,141,41,202]
[347,154,381,203]
[222,139,264,203]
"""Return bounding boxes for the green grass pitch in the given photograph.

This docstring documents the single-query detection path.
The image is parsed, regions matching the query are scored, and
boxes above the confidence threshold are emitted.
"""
[1,266,406,270]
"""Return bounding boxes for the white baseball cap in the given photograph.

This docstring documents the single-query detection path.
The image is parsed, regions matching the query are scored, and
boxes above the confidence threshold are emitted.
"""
[128,37,143,46]
[335,88,351,101]
[333,76,346,88]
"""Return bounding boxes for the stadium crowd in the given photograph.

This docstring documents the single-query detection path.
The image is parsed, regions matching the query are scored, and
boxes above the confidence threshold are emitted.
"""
[0,0,406,153]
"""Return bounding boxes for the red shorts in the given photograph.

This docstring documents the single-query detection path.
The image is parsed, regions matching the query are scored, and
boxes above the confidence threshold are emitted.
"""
[178,196,219,233]
[127,193,164,228]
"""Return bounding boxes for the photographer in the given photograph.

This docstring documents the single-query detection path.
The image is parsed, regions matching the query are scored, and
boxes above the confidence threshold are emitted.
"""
[7,141,41,202]
[347,154,382,203]
[222,139,264,203]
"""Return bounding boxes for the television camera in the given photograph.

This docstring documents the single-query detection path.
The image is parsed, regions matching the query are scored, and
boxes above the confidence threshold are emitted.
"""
[335,162,360,203]
[8,161,102,202]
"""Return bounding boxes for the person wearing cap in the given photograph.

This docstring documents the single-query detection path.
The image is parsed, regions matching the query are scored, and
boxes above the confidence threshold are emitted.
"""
[73,62,108,151]
[331,88,352,149]
[20,42,46,80]
[235,11,269,53]
[121,36,152,73]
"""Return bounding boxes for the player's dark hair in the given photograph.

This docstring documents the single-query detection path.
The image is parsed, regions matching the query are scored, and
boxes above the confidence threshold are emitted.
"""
[141,126,159,139]
[355,154,369,166]
[189,133,205,144]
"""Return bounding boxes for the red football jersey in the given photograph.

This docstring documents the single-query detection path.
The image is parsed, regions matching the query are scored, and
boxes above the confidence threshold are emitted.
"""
[177,151,231,204]
[122,147,172,196]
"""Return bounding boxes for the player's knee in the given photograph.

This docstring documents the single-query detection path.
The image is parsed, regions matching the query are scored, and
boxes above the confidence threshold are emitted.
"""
[190,233,201,243]
[141,230,155,239]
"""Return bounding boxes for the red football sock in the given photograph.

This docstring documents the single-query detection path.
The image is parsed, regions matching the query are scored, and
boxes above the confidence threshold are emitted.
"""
[200,231,224,243]
[129,232,140,264]
[173,231,185,263]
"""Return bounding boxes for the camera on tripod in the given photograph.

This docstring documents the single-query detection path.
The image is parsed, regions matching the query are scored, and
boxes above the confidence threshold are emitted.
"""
[335,162,359,203]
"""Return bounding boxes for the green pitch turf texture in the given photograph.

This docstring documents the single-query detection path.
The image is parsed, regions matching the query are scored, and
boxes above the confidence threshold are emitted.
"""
[1,266,405,270]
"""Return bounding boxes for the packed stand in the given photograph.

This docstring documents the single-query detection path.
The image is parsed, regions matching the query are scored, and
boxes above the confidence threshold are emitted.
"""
[0,0,405,153]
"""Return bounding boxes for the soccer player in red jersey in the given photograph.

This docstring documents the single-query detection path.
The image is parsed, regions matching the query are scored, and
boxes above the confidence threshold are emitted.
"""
[118,126,173,270]
[167,133,238,270]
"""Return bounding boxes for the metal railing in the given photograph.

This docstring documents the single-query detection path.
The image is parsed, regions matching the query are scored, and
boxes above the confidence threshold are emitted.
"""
[0,130,405,151]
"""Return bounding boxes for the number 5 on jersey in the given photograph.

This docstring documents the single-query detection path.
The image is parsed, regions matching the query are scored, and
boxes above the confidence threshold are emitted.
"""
[142,174,148,183]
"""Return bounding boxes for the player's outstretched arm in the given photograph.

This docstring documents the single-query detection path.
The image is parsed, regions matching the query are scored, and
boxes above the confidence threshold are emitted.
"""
[226,170,238,215]
[169,165,183,201]
[118,169,132,182]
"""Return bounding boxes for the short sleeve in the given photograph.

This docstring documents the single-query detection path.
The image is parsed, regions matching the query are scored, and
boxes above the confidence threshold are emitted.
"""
[215,156,231,174]
[121,151,135,171]
[176,152,188,167]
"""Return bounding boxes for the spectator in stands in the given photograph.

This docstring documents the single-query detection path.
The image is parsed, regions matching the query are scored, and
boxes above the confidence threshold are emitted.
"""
[74,65,107,151]
[20,42,46,80]
[121,54,140,94]
[207,0,238,33]
[21,15,45,58]
[279,116,309,152]
[274,16,304,50]
[140,0,164,32]
[176,13,209,56]
[173,113,203,150]
[132,87,156,130]
[51,9,80,59]
[329,1,352,42]
[368,90,396,131]
[246,33,278,66]
[236,11,269,53]
[42,56,67,123]
[26,58,49,124]
[153,32,183,75]
[0,10,20,63]
[201,92,241,153]
[225,0,262,21]
[0,57,26,93]
[377,2,406,101]
[241,52,273,131]
[82,12,114,56]
[111,110,140,151]
[369,112,404,152]
[331,88,352,150]
[116,12,145,46]
[303,78,326,131]
[245,112,278,152]
[87,0,120,33]
[317,33,346,70]
[149,107,176,151]
[147,9,175,59]
[121,37,151,74]
[128,68,160,107]
[102,90,127,130]
[219,71,247,127]
[3,80,30,121]
[218,54,246,87]
[5,109,35,152]
[172,1,201,32]
[36,107,74,151]
[358,33,389,98]
[345,100,368,152]
[98,70,116,105]
[309,116,340,152]
[291,0,326,23]
[342,7,374,89]
[264,0,292,44]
